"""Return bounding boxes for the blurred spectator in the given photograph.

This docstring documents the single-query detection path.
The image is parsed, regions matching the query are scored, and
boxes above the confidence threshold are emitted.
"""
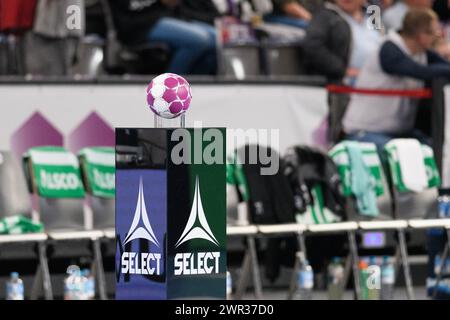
[303,0,381,84]
[343,8,450,152]
[177,0,221,74]
[340,0,382,85]
[24,0,86,76]
[367,0,393,9]
[0,0,37,32]
[264,0,313,28]
[435,35,450,59]
[179,0,221,25]
[433,0,450,22]
[109,0,217,75]
[383,0,432,31]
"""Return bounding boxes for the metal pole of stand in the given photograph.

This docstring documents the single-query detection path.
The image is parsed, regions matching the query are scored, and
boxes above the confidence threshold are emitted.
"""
[154,114,162,128]
[93,238,108,300]
[348,230,361,300]
[180,114,186,128]
[397,228,415,300]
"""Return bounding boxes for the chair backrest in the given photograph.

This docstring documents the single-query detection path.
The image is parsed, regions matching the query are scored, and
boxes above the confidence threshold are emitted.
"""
[78,147,115,229]
[23,146,87,230]
[0,151,32,219]
[262,42,304,76]
[71,35,105,77]
[384,139,440,219]
[220,45,261,78]
[236,144,296,224]
[329,141,394,221]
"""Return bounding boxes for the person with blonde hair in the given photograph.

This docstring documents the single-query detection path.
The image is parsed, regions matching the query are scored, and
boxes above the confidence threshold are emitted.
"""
[343,8,450,151]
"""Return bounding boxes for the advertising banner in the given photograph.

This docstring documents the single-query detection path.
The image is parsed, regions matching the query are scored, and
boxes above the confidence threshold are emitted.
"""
[116,128,226,300]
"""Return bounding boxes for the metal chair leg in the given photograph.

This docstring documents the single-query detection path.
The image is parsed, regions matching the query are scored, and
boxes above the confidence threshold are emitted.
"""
[287,253,301,300]
[397,229,414,300]
[92,239,107,300]
[37,241,53,300]
[247,236,263,299]
[287,232,307,300]
[432,244,449,299]
[348,231,361,300]
[341,252,353,297]
[30,264,42,300]
[235,249,252,300]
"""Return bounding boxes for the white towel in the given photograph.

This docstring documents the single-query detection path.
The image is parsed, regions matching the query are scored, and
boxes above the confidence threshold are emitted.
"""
[394,139,428,192]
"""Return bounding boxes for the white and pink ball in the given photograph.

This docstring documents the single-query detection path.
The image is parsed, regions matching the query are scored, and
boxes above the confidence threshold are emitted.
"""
[146,73,192,119]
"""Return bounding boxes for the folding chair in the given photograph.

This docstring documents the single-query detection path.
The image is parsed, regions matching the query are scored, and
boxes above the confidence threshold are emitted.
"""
[0,150,52,300]
[216,17,261,79]
[23,146,106,299]
[283,145,359,300]
[78,147,116,299]
[408,219,450,299]
[260,39,305,76]
[227,224,263,300]
[226,154,263,299]
[384,139,440,299]
[330,142,413,299]
[385,140,442,299]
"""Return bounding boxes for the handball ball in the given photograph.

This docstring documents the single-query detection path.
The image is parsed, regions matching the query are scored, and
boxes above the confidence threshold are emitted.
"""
[146,73,192,119]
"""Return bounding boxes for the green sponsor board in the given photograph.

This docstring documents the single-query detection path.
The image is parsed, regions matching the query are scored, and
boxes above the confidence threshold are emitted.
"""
[329,142,384,197]
[79,147,115,198]
[384,143,440,192]
[24,146,85,198]
[167,128,226,299]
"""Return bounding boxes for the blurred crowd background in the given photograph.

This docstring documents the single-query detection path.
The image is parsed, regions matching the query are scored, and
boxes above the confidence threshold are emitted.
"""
[1,0,450,80]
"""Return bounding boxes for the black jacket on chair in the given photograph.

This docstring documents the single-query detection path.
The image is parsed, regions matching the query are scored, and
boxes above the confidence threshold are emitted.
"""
[237,144,297,283]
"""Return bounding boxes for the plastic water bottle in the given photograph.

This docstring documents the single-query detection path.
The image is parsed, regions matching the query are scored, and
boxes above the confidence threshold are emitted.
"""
[438,195,450,218]
[226,271,233,300]
[327,257,344,300]
[64,265,86,300]
[367,256,381,300]
[381,256,395,300]
[434,256,450,276]
[296,259,314,300]
[6,272,24,300]
[82,269,95,300]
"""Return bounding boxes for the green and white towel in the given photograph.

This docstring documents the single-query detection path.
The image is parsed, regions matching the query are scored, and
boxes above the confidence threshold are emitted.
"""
[0,215,44,235]
[329,142,385,197]
[384,140,440,193]
[330,141,383,216]
[24,146,85,198]
[78,147,115,198]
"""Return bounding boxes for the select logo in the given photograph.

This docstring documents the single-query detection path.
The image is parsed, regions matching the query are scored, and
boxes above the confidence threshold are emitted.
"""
[121,178,162,276]
[174,176,221,276]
